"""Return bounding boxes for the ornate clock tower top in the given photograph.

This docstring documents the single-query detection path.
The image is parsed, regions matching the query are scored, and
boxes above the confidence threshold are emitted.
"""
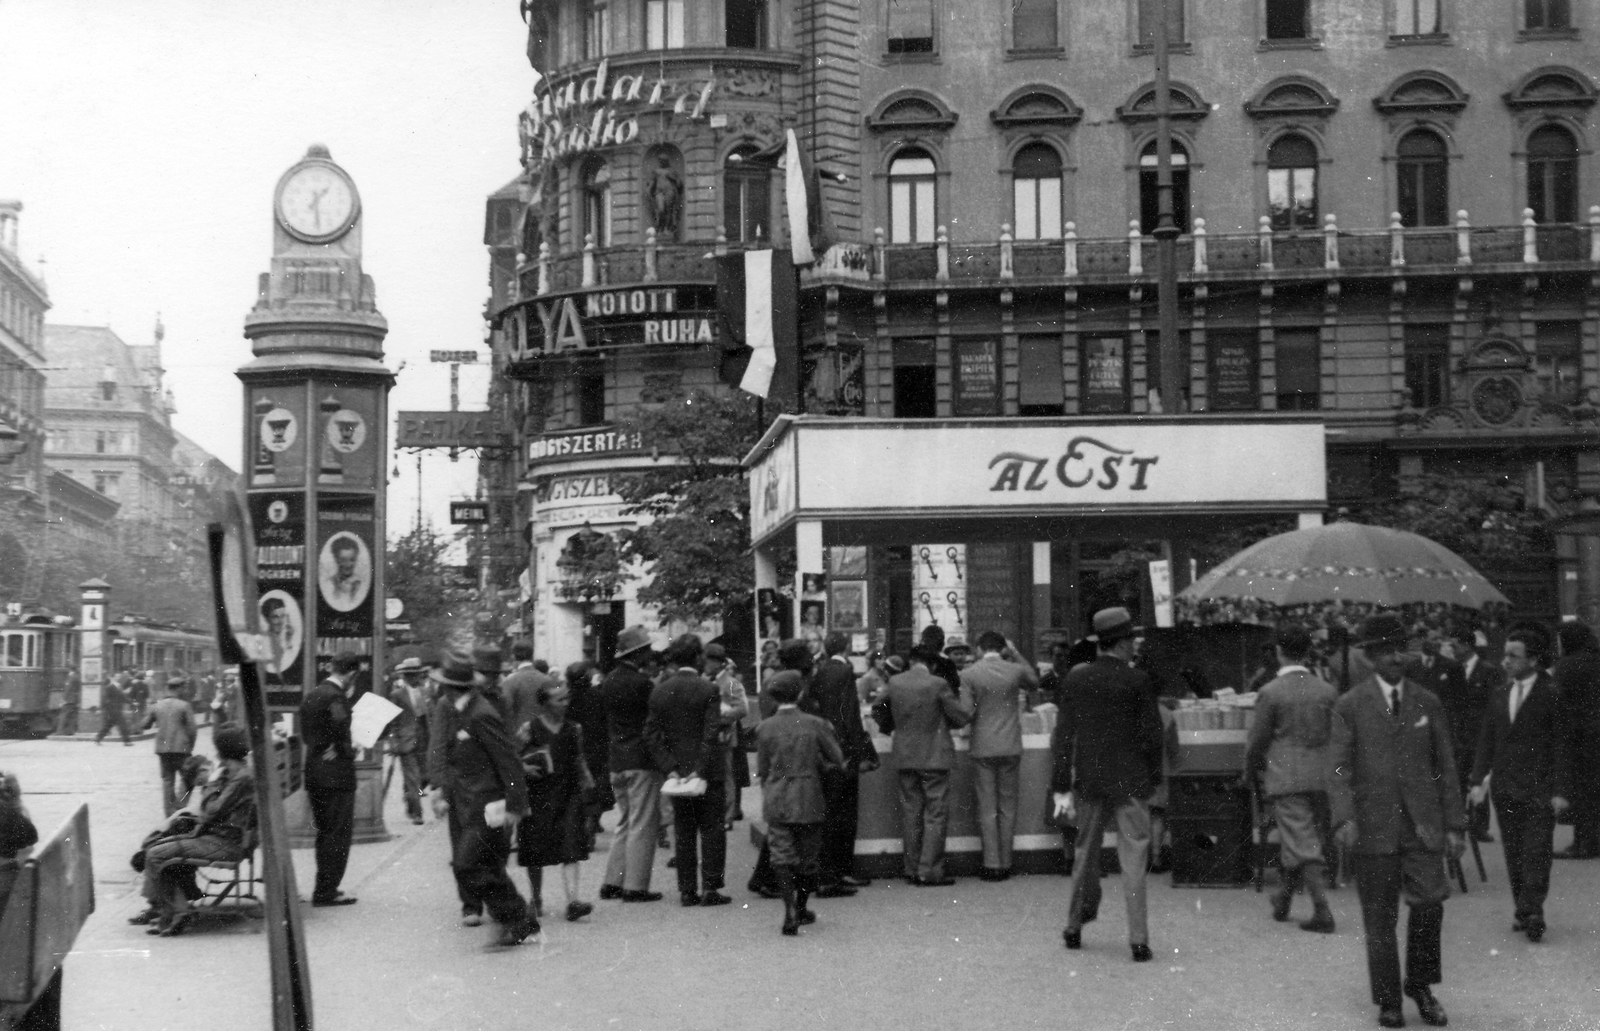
[243,144,388,372]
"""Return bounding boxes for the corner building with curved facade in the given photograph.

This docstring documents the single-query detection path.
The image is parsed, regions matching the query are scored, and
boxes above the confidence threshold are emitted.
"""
[495,0,1600,668]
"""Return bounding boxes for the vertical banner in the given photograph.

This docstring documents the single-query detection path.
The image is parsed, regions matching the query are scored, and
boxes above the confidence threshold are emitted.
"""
[249,388,308,489]
[314,386,380,488]
[1149,559,1174,629]
[250,492,307,710]
[315,495,376,677]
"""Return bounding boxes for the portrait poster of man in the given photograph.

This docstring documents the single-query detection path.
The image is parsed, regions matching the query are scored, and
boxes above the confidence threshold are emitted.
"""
[258,590,303,679]
[319,531,372,613]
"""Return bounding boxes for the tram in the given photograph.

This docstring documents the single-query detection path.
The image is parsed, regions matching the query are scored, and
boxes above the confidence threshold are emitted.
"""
[107,616,218,682]
[0,613,80,737]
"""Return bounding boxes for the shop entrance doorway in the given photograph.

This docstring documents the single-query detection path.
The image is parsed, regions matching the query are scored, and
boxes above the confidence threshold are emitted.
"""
[583,603,625,672]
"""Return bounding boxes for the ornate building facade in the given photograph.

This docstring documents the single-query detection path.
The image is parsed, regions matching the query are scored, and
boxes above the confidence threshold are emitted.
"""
[495,0,1600,662]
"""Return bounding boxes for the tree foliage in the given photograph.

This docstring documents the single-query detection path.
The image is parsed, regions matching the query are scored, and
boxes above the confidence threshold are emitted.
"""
[1345,471,1550,562]
[614,390,766,627]
[386,525,477,649]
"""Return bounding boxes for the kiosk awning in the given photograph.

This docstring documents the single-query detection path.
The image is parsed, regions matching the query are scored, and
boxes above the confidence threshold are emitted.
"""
[743,416,1328,547]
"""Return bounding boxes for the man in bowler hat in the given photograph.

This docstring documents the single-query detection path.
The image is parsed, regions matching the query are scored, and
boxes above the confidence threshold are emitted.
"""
[1329,612,1464,1028]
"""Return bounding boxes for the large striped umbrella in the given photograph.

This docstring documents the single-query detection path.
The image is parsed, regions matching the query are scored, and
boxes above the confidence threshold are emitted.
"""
[1178,521,1510,609]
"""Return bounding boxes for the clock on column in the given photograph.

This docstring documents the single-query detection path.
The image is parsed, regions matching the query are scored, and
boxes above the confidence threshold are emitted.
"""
[274,149,360,243]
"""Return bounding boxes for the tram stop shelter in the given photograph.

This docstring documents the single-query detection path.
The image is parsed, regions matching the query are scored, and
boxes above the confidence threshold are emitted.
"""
[742,414,1329,877]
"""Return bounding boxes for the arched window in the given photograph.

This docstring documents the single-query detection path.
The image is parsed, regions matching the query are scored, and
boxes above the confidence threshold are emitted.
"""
[724,147,771,243]
[1139,140,1189,236]
[1396,129,1448,227]
[1527,125,1578,224]
[1267,133,1319,230]
[888,149,937,243]
[582,158,611,246]
[1012,143,1063,240]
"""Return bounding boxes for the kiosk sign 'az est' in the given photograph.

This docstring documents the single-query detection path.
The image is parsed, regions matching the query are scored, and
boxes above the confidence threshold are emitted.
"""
[988,435,1160,493]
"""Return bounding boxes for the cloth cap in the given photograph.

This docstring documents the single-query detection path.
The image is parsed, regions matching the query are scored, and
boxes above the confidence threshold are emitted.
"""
[213,724,250,760]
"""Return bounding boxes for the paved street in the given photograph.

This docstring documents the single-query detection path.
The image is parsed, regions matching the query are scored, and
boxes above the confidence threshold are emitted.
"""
[3,733,1598,1031]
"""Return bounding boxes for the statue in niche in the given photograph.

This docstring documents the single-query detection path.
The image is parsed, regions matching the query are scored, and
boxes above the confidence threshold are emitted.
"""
[646,151,684,240]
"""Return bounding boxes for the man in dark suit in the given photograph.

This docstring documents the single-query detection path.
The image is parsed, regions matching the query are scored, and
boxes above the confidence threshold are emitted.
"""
[428,649,538,947]
[598,626,667,903]
[757,672,845,935]
[1442,623,1501,842]
[300,654,363,907]
[1467,625,1571,941]
[645,634,731,907]
[1051,607,1163,963]
[811,632,877,896]
[381,658,427,825]
[1552,622,1600,859]
[1330,612,1464,1029]
[95,672,133,745]
[873,643,972,886]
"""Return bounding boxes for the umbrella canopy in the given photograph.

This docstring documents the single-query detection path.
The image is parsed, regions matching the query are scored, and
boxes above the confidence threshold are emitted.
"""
[1178,521,1510,609]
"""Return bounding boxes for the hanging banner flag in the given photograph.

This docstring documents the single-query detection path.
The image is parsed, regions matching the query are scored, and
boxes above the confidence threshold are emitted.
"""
[715,248,796,399]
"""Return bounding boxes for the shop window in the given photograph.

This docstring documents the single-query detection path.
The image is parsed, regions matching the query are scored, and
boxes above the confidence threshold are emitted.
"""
[585,0,611,58]
[1403,325,1450,408]
[1535,322,1582,404]
[1527,125,1578,224]
[1525,0,1571,30]
[1012,144,1063,241]
[1018,335,1064,415]
[724,147,771,243]
[1012,0,1058,50]
[1393,0,1441,36]
[582,157,612,247]
[1138,140,1190,236]
[1396,129,1448,227]
[1267,133,1318,230]
[1264,0,1309,39]
[888,149,937,243]
[1080,335,1131,414]
[892,339,938,418]
[1274,329,1321,410]
[887,0,934,54]
[646,0,685,48]
[574,370,607,425]
[1137,0,1185,45]
[726,0,767,48]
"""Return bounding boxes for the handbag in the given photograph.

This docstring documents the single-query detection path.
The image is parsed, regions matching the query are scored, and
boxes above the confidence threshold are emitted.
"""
[661,774,708,797]
[522,745,554,782]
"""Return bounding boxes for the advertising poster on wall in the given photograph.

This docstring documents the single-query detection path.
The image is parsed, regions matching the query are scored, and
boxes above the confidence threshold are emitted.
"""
[249,388,307,489]
[953,339,1000,416]
[830,581,867,631]
[249,491,306,709]
[1081,336,1130,414]
[315,386,380,488]
[315,495,375,677]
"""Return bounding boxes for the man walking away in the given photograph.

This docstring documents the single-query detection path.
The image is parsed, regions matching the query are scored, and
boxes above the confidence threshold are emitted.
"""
[146,674,198,817]
[961,630,1038,881]
[1552,622,1600,859]
[646,634,731,907]
[96,673,133,745]
[428,650,539,947]
[758,673,844,935]
[598,626,667,903]
[1051,607,1163,963]
[873,644,972,887]
[300,654,363,908]
[501,641,553,734]
[1330,612,1463,1028]
[1467,625,1570,942]
[1243,623,1338,932]
[812,632,877,895]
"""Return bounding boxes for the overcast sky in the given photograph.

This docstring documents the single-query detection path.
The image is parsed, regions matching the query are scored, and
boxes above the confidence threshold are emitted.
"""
[0,0,533,539]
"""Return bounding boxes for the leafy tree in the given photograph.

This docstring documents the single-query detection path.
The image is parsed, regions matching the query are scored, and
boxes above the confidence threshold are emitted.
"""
[387,525,477,649]
[1345,471,1550,562]
[614,389,767,627]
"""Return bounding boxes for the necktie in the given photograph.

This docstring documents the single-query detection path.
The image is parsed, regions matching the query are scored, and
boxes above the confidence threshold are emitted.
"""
[1389,688,1400,718]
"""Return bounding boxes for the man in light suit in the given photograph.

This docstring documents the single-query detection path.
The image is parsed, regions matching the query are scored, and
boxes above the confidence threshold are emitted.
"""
[872,644,973,886]
[146,674,197,816]
[1467,625,1570,942]
[960,629,1038,881]
[1243,623,1339,932]
[1051,607,1164,963]
[1330,612,1463,1029]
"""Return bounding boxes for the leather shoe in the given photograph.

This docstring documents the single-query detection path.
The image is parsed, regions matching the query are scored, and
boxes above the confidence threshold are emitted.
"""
[1524,920,1545,943]
[837,875,872,888]
[597,884,624,900]
[1270,889,1293,922]
[1299,911,1336,934]
[917,876,956,887]
[1405,986,1447,1027]
[565,901,594,922]
[680,892,701,907]
[1130,943,1153,963]
[747,880,783,899]
[1511,916,1526,933]
[815,883,857,898]
[128,908,160,926]
[493,916,539,947]
[1062,929,1081,950]
[1377,1005,1406,1028]
[461,909,484,927]
[620,890,663,903]
[311,893,357,907]
[700,891,732,907]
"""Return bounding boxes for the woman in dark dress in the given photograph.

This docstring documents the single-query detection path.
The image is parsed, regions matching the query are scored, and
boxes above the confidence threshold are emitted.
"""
[0,770,40,913]
[564,661,613,851]
[517,681,596,923]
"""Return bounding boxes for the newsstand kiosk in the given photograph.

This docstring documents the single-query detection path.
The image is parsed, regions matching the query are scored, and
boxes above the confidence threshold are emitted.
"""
[743,414,1328,878]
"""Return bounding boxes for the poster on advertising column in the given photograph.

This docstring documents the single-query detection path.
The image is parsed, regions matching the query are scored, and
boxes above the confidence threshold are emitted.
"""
[249,492,306,710]
[314,385,380,489]
[248,387,308,489]
[315,495,375,677]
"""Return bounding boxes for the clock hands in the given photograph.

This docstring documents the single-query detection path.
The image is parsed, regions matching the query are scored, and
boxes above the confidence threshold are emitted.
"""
[308,186,329,230]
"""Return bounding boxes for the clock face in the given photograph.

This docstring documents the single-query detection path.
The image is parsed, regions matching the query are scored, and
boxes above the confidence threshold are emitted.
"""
[277,163,358,241]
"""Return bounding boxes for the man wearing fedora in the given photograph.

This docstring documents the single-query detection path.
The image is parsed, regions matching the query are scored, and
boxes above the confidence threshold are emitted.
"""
[1051,606,1163,963]
[301,654,364,907]
[1330,611,1465,1028]
[146,672,198,817]
[598,625,668,903]
[382,658,429,825]
[428,649,539,947]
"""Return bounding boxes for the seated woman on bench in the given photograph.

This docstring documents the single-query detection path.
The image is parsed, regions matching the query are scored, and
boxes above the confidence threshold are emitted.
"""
[136,724,256,936]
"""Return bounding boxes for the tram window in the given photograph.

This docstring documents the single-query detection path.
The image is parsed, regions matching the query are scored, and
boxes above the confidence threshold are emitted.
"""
[25,634,36,669]
[5,633,23,667]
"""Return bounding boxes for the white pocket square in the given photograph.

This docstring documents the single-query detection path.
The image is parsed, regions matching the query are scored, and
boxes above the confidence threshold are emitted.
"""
[455,729,471,741]
[1413,715,1428,728]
